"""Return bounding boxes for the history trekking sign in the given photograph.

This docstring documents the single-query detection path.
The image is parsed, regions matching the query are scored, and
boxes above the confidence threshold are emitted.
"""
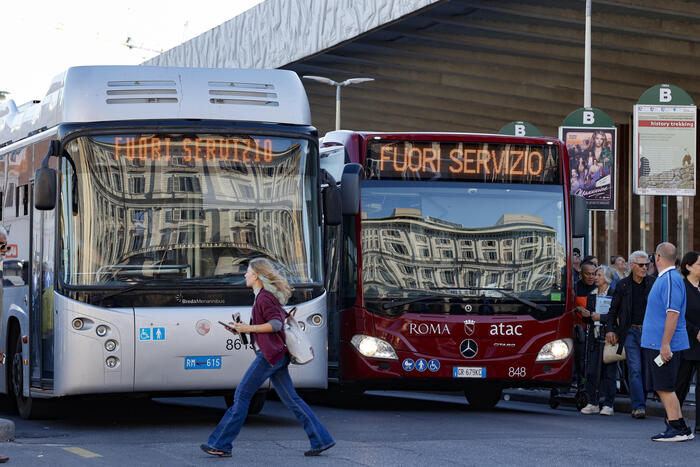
[633,84,697,196]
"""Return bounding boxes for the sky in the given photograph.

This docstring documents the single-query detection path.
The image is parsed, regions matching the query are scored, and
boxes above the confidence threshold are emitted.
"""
[1,0,264,105]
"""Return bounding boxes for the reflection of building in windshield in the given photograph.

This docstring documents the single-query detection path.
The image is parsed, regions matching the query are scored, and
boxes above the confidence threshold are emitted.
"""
[361,208,560,297]
[68,137,309,283]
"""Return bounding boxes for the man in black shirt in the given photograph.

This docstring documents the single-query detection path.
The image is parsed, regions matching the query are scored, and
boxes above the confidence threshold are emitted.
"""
[575,260,596,297]
[572,260,597,385]
[606,250,656,419]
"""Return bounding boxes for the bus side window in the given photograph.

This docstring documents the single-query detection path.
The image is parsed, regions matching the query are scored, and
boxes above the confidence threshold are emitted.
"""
[3,260,26,287]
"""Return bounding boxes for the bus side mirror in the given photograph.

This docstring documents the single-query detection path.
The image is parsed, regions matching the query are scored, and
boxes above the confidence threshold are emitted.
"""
[35,140,60,211]
[341,163,362,216]
[34,167,57,210]
[323,184,342,226]
[570,194,587,238]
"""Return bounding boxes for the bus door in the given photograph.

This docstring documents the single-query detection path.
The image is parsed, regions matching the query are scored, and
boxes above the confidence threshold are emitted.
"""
[30,180,55,389]
[132,306,261,391]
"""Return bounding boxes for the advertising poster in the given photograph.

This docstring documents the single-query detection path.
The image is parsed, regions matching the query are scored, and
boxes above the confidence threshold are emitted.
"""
[562,127,617,210]
[633,105,696,196]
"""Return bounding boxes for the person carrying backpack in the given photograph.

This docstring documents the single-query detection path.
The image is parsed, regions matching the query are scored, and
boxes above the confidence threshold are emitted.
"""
[200,257,335,458]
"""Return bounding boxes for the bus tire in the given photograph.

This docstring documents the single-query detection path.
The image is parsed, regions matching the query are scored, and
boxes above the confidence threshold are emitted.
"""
[464,383,502,409]
[9,334,53,419]
[224,391,266,415]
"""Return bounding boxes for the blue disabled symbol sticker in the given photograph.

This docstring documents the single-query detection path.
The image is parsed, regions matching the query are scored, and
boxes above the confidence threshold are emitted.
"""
[428,359,440,372]
[402,358,415,371]
[415,358,428,372]
[139,328,151,341]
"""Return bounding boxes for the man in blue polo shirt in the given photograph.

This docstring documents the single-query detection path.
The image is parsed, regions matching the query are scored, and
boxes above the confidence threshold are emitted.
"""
[642,242,692,442]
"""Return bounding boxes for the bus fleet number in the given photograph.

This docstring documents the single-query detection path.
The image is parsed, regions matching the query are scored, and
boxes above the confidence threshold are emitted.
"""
[508,367,526,378]
[226,339,250,351]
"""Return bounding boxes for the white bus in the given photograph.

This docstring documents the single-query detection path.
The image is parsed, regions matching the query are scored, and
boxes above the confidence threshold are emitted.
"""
[0,66,342,418]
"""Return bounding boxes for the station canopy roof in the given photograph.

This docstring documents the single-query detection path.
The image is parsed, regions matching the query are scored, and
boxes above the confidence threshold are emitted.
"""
[145,0,700,137]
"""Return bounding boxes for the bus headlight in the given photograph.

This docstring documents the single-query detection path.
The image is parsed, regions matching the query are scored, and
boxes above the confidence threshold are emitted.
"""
[536,338,573,362]
[105,356,119,368]
[350,335,398,360]
[96,325,109,337]
[72,318,84,330]
[105,339,118,352]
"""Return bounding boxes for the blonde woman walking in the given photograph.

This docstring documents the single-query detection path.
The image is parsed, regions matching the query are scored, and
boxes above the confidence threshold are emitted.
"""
[201,258,335,458]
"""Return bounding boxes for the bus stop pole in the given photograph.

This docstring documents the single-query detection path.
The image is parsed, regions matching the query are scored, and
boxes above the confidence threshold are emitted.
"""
[584,0,593,254]
[661,196,668,241]
[335,86,341,131]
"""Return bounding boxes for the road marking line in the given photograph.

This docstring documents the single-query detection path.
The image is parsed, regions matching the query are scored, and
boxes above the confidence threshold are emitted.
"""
[63,447,103,458]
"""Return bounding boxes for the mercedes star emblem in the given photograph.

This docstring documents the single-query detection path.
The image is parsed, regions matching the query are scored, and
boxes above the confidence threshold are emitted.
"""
[464,304,472,312]
[460,339,478,359]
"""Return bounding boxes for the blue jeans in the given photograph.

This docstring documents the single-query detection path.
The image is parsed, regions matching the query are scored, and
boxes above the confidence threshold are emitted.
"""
[624,327,646,410]
[206,352,334,453]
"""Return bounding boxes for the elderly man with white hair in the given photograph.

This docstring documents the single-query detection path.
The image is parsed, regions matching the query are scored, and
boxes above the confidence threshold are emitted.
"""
[606,250,656,420]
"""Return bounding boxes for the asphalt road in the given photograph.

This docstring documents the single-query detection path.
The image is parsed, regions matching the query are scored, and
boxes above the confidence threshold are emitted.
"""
[0,391,696,466]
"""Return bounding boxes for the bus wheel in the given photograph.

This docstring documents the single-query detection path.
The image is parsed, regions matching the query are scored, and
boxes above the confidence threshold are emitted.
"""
[464,384,502,409]
[9,334,51,419]
[224,391,266,415]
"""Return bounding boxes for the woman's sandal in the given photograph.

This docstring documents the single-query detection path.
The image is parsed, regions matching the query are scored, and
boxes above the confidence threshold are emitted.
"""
[200,444,232,457]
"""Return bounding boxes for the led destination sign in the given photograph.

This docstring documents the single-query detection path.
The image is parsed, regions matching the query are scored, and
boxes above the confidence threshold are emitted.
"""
[366,141,560,184]
[108,135,281,164]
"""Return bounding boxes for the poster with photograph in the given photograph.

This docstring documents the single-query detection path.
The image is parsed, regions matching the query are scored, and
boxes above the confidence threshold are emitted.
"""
[562,127,617,210]
[633,105,696,196]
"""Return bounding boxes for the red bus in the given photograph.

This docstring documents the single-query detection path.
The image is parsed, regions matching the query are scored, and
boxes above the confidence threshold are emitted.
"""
[320,131,586,408]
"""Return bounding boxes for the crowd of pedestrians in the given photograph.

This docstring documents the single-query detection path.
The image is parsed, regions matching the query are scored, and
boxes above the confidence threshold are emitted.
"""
[572,242,700,442]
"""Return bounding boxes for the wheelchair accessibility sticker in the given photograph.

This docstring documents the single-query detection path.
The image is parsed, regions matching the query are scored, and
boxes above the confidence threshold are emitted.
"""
[139,327,166,341]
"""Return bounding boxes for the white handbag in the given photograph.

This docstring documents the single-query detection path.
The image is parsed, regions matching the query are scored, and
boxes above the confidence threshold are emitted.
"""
[284,307,314,365]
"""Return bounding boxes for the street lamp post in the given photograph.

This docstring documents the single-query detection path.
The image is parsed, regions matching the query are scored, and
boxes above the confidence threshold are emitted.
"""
[302,75,374,130]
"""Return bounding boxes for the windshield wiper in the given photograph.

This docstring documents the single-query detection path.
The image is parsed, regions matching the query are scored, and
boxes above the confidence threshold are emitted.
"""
[432,287,547,313]
[382,293,472,310]
[95,280,164,302]
[184,273,246,285]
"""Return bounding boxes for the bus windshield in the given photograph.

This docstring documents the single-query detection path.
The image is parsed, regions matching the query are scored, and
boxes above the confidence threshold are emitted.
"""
[360,181,566,303]
[60,134,321,287]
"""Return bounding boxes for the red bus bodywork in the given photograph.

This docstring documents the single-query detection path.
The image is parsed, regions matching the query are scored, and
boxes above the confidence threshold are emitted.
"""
[322,130,575,399]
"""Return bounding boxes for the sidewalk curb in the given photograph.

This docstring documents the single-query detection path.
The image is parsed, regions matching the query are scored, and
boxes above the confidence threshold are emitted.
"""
[503,389,696,421]
[0,418,14,442]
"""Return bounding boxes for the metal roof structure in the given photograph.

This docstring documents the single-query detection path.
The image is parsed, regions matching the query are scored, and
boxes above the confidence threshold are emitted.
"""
[0,66,311,148]
[145,0,700,137]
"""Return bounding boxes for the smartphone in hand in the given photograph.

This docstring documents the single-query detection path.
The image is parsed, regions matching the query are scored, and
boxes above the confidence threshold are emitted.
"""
[233,313,249,345]
[218,321,237,333]
[654,354,665,367]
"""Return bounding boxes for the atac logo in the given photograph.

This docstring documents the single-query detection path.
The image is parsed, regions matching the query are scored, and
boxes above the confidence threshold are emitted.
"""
[463,319,475,336]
